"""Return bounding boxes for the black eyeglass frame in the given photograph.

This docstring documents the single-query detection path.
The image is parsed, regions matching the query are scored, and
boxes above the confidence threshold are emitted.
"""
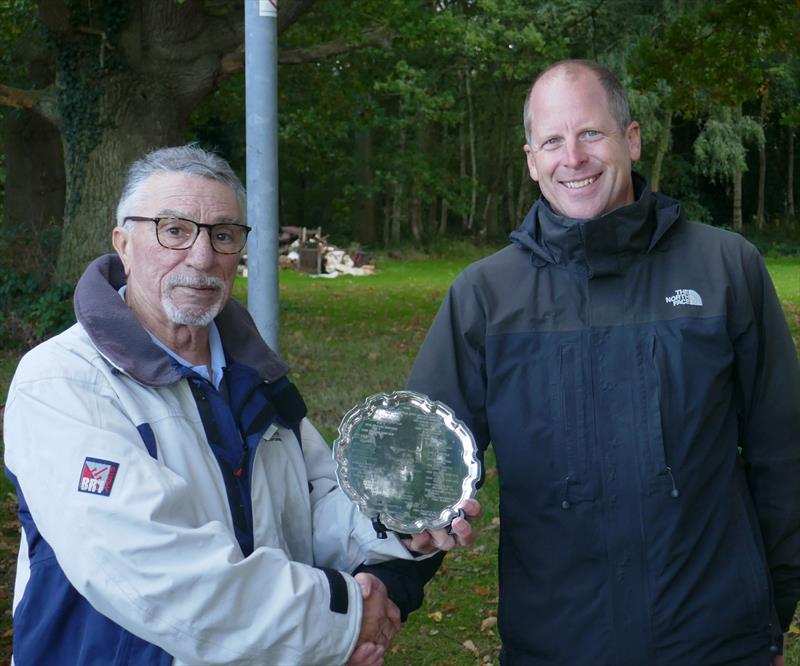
[123,216,252,255]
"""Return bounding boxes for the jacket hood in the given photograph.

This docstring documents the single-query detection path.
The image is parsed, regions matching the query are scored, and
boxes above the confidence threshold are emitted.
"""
[73,254,289,387]
[510,172,683,277]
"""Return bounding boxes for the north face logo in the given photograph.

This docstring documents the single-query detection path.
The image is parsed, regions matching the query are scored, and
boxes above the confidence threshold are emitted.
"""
[666,289,703,307]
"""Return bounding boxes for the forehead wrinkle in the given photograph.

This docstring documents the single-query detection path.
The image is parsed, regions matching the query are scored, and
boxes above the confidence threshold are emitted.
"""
[154,208,241,225]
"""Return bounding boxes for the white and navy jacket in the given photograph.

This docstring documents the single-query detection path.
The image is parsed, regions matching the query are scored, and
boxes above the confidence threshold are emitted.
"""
[4,254,429,665]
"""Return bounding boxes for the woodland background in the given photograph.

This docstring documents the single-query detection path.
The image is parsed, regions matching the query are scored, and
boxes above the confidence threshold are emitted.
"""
[1,0,799,333]
[0,1,799,664]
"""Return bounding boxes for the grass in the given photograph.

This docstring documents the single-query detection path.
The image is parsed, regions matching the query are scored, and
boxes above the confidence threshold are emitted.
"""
[0,247,797,664]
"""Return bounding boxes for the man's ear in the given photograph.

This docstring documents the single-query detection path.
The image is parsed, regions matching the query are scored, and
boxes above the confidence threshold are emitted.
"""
[626,122,642,162]
[112,226,132,276]
[524,144,540,182]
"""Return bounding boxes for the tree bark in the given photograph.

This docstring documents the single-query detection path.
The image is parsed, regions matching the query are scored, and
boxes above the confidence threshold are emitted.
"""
[391,180,403,244]
[787,126,796,226]
[650,108,672,193]
[756,90,768,230]
[733,169,743,232]
[1,110,65,277]
[465,70,477,230]
[516,161,531,223]
[459,109,468,230]
[409,182,422,243]
[506,161,516,231]
[439,124,449,235]
[38,0,243,283]
[352,126,376,245]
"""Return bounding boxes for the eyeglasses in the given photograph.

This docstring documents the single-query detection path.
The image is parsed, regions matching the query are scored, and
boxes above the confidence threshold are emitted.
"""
[123,216,251,254]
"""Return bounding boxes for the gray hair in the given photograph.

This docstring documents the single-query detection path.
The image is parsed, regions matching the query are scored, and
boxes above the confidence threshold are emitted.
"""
[115,144,246,229]
[523,59,632,146]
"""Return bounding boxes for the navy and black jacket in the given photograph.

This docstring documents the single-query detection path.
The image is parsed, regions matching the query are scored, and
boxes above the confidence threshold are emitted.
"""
[408,174,800,666]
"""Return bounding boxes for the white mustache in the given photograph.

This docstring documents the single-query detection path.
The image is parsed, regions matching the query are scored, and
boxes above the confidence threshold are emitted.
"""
[164,275,225,292]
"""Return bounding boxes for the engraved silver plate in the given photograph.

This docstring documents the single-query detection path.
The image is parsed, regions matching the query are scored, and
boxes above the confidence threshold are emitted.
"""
[333,391,480,533]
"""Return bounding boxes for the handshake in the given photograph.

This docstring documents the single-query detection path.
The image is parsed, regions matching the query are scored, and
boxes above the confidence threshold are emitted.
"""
[347,499,481,666]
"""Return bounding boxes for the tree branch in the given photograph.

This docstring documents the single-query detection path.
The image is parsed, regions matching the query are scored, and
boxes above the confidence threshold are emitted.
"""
[277,0,317,35]
[217,28,395,84]
[279,29,394,64]
[0,84,39,110]
[0,83,61,126]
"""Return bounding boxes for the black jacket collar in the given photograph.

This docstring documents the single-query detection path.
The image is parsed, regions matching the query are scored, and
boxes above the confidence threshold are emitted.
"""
[510,173,683,277]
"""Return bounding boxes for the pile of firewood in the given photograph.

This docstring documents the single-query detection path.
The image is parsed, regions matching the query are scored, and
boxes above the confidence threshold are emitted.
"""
[238,226,375,277]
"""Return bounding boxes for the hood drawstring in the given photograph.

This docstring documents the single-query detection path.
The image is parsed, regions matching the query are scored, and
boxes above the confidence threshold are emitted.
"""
[665,466,680,499]
[561,476,571,510]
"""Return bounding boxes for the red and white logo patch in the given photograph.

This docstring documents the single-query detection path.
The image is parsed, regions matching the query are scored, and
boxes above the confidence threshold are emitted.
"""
[78,457,119,497]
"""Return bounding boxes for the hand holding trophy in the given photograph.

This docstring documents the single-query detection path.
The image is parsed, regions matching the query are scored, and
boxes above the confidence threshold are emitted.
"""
[333,391,481,540]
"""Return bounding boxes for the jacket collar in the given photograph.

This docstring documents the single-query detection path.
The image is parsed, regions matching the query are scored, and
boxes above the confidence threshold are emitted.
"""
[73,254,289,387]
[510,172,682,277]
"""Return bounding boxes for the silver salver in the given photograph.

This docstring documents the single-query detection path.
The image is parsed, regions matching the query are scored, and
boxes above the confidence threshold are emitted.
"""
[333,390,480,534]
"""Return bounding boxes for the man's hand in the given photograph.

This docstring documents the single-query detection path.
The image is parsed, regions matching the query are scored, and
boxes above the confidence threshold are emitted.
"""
[347,573,401,666]
[404,498,481,554]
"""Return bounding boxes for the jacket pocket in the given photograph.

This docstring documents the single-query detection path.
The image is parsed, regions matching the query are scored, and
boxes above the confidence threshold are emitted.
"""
[635,334,677,496]
[557,343,598,503]
[732,478,773,629]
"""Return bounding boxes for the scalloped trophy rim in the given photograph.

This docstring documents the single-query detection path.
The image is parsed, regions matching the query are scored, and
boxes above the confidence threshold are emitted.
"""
[333,390,480,533]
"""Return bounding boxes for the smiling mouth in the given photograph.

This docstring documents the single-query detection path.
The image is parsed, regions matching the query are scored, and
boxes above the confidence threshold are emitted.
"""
[562,175,599,190]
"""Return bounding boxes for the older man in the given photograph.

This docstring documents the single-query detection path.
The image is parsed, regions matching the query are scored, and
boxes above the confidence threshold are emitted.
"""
[4,144,477,666]
[408,60,800,665]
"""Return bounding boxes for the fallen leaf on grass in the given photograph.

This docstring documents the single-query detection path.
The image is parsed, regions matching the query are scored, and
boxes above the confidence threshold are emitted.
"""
[441,602,458,613]
[427,611,443,622]
[462,640,479,657]
[480,616,498,632]
[473,585,491,596]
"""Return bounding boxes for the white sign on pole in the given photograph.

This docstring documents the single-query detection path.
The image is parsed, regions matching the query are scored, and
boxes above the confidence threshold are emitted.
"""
[259,0,277,17]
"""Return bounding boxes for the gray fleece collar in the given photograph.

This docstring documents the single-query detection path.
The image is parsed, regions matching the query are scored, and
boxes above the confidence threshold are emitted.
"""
[73,254,289,387]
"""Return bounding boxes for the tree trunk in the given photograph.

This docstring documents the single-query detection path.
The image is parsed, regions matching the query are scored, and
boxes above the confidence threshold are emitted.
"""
[732,169,743,232]
[439,123,449,235]
[409,182,422,243]
[788,126,796,226]
[650,108,672,192]
[391,180,403,244]
[352,125,376,245]
[756,90,768,230]
[459,112,468,230]
[516,162,530,223]
[506,162,515,232]
[1,110,65,277]
[24,0,244,284]
[465,70,477,230]
[54,74,197,283]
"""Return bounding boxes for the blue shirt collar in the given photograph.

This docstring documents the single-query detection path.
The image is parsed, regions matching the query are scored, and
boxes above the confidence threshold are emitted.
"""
[118,285,226,389]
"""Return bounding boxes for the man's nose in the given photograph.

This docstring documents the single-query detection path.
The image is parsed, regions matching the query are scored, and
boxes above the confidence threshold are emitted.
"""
[563,137,587,169]
[185,227,216,268]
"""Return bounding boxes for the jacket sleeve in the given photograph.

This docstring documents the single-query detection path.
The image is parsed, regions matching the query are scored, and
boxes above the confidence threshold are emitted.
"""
[407,272,490,452]
[734,248,800,631]
[4,346,364,666]
[297,418,442,620]
[298,418,426,570]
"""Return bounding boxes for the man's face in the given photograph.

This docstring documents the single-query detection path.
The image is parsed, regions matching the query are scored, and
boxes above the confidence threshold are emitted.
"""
[523,68,641,220]
[112,171,242,332]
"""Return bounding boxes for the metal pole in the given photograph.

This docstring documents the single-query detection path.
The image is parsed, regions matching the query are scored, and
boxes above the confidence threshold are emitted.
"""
[245,0,280,352]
